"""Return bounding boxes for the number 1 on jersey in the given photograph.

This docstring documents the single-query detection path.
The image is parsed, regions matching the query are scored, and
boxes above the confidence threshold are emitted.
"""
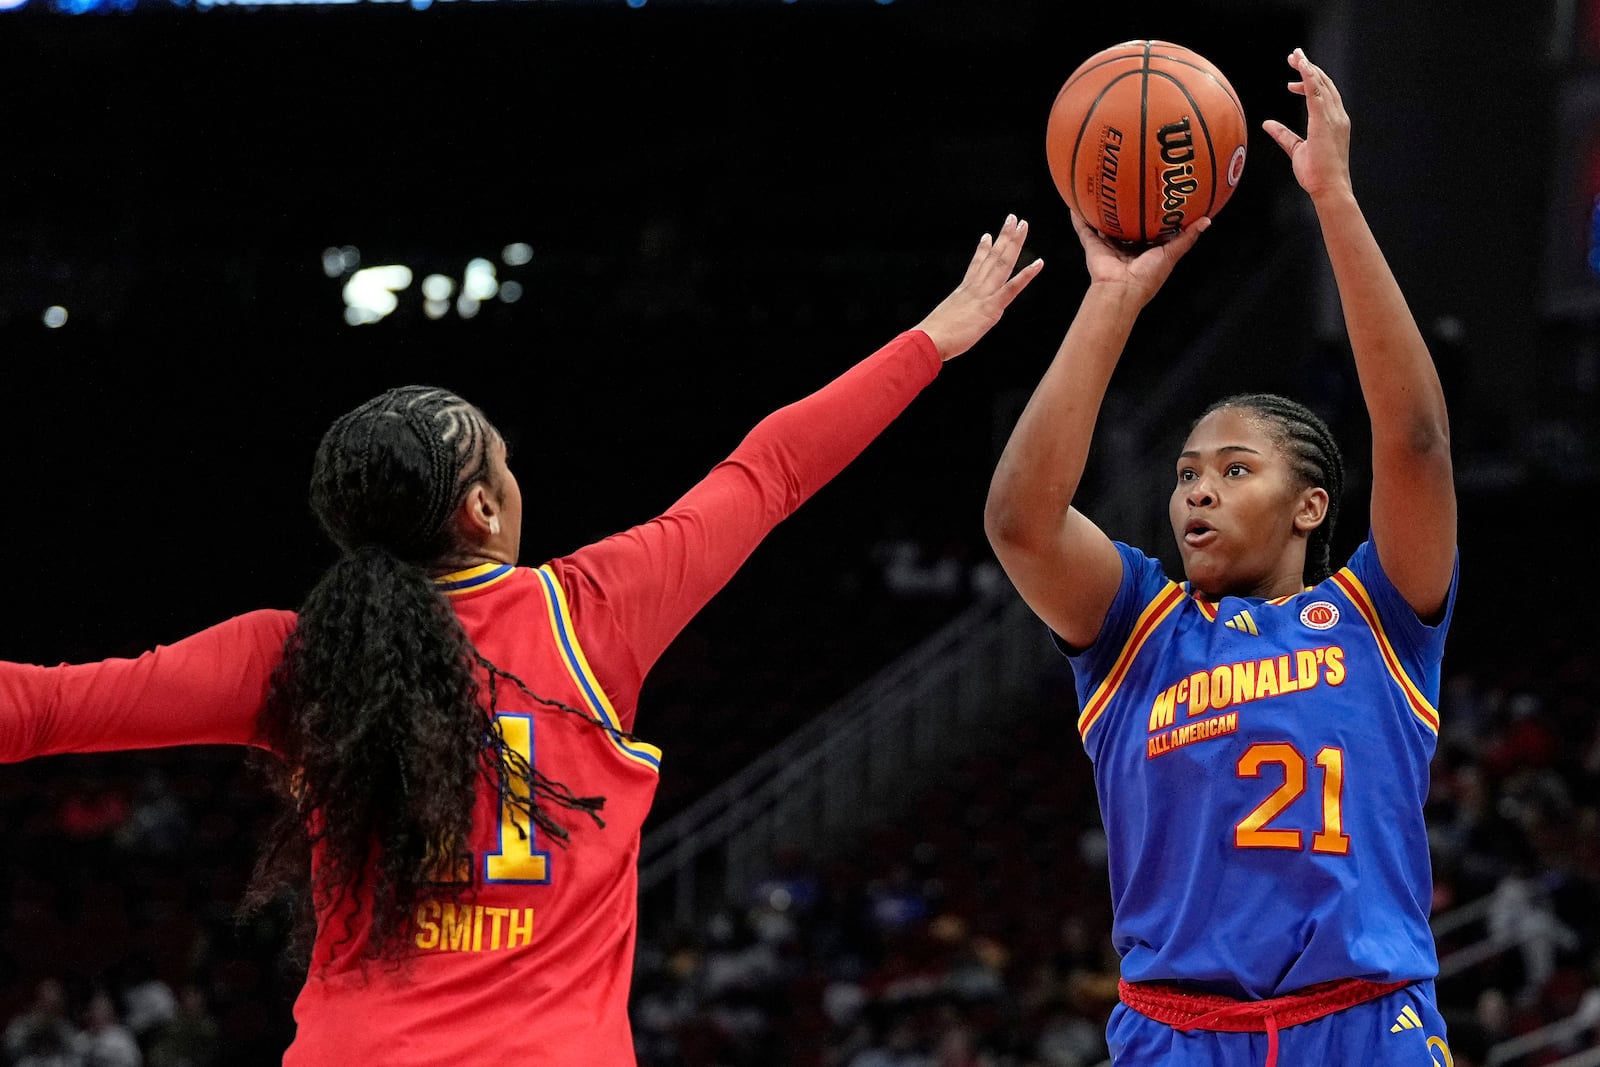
[485,713,553,883]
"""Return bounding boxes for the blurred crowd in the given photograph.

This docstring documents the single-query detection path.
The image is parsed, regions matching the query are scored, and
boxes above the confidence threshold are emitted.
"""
[0,748,292,1066]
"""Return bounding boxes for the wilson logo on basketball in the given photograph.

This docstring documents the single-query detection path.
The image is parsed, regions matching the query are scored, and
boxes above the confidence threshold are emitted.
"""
[1156,118,1199,238]
[1300,602,1341,630]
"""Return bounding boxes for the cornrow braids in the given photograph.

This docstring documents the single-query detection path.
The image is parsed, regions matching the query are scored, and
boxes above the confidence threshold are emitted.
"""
[314,386,494,562]
[1199,393,1346,585]
[244,386,615,963]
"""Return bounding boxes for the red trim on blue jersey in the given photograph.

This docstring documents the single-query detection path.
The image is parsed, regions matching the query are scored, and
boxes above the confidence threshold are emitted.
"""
[1331,569,1440,734]
[1078,581,1187,742]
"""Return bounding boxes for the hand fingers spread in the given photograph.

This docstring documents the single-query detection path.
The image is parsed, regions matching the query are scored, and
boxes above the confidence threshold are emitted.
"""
[1292,48,1344,108]
[998,257,1045,303]
[1319,69,1346,109]
[963,233,994,280]
[993,216,1029,264]
[978,215,1030,285]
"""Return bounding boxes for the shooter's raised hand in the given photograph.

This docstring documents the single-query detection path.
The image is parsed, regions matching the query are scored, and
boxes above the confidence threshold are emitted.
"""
[1263,47,1355,203]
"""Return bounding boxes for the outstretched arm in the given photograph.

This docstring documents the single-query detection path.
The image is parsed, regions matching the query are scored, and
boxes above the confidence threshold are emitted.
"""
[1,609,296,762]
[1264,48,1455,617]
[558,218,1043,718]
[985,213,1207,649]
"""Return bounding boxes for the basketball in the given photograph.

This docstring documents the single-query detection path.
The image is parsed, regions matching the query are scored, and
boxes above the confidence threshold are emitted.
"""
[1045,40,1248,246]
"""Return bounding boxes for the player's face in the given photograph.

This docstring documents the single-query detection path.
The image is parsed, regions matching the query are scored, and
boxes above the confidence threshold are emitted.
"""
[1168,407,1316,601]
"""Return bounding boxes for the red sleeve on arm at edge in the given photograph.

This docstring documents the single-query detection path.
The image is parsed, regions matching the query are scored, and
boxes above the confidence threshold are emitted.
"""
[0,608,297,762]
[548,329,941,728]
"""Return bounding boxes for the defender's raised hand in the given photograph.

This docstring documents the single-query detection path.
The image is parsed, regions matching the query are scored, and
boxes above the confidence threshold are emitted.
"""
[914,214,1044,361]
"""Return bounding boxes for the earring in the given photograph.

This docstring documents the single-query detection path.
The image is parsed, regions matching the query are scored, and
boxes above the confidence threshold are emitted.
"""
[489,516,501,536]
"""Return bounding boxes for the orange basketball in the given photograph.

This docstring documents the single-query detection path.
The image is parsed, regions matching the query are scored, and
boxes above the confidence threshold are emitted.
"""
[1045,40,1248,245]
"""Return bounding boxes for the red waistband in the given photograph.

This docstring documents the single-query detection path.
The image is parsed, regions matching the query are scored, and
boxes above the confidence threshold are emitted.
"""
[1119,975,1411,1032]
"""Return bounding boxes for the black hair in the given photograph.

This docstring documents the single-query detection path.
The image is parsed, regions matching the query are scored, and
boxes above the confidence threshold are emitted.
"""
[1196,393,1345,585]
[244,385,607,961]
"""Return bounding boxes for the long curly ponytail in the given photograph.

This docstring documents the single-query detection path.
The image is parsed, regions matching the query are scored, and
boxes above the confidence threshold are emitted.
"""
[244,386,603,961]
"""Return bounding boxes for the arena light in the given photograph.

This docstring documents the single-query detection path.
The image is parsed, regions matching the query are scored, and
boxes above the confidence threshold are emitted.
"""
[421,274,454,302]
[322,245,361,279]
[326,242,530,324]
[462,258,498,302]
[342,264,412,326]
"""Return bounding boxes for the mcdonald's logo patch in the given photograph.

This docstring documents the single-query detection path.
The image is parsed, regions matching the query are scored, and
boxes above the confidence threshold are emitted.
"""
[1300,601,1340,630]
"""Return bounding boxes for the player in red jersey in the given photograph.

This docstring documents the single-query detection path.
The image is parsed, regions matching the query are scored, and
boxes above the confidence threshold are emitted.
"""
[0,217,1041,1066]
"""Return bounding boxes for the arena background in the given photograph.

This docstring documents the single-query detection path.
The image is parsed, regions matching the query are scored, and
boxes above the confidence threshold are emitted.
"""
[1,1,1596,1065]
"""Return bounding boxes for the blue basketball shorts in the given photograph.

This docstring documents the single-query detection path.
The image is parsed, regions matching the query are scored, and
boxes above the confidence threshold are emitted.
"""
[1107,980,1453,1067]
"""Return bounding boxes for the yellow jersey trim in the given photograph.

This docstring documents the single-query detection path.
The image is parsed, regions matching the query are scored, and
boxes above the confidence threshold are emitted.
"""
[434,562,516,596]
[534,565,663,771]
[1079,581,1187,743]
[1331,568,1440,734]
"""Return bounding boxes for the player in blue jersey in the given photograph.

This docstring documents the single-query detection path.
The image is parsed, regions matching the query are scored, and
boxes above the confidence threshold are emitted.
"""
[985,49,1457,1067]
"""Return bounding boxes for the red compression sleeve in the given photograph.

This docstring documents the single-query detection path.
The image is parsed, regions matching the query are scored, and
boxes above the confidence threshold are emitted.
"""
[550,329,941,723]
[0,608,296,761]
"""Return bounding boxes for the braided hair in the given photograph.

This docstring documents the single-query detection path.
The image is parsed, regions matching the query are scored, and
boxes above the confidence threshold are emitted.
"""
[245,386,608,961]
[1196,393,1346,585]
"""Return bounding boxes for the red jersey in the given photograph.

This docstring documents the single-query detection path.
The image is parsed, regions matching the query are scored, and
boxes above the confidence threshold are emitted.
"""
[0,330,941,1066]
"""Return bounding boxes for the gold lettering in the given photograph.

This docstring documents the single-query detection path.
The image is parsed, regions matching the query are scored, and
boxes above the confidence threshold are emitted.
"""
[1296,650,1319,690]
[1149,686,1179,731]
[1324,646,1345,685]
[1209,665,1233,709]
[1257,657,1280,697]
[1231,660,1256,702]
[508,908,535,948]
[1276,655,1297,693]
[440,904,473,952]
[414,901,441,950]
[1187,670,1211,716]
[483,907,509,951]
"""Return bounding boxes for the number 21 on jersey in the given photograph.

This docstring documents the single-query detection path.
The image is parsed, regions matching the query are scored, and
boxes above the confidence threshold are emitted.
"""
[1234,741,1350,855]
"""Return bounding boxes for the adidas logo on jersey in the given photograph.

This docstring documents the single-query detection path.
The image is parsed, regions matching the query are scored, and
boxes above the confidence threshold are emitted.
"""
[1391,1005,1424,1032]
[1224,610,1259,635]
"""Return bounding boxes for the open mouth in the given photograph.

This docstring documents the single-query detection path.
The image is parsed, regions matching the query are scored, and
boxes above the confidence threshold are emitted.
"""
[1184,522,1215,546]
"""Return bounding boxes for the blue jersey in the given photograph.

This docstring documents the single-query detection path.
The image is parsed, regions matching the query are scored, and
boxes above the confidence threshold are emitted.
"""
[1064,538,1457,1000]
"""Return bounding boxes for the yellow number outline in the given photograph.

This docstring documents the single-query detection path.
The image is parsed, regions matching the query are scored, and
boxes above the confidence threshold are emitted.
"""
[1234,741,1349,855]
